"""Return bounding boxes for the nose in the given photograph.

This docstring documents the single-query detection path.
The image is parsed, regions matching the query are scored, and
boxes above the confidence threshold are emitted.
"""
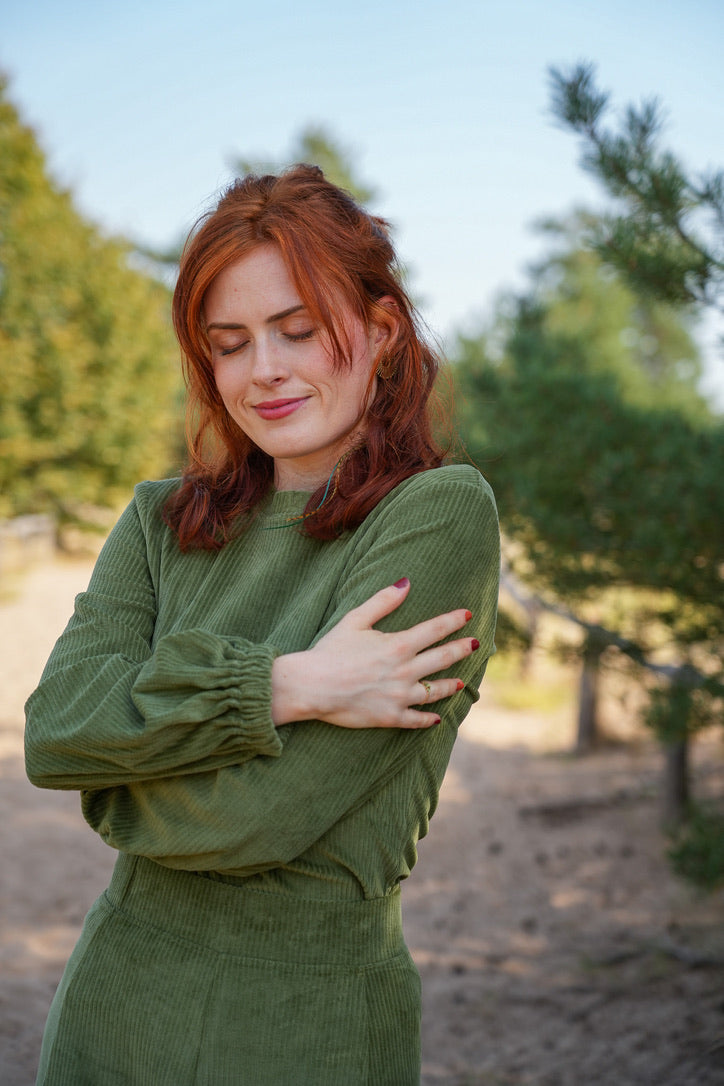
[250,337,289,386]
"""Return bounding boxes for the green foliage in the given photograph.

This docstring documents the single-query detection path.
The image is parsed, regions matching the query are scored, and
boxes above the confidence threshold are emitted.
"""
[490,606,533,657]
[455,230,721,598]
[645,682,723,745]
[533,214,707,417]
[549,63,724,318]
[667,803,724,891]
[0,78,183,521]
[543,64,724,763]
[453,229,724,748]
[466,348,722,604]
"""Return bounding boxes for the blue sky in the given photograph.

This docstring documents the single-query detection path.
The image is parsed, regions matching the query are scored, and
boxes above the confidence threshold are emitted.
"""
[4,0,723,399]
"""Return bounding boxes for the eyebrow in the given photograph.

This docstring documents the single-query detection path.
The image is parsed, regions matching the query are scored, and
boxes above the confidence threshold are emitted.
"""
[206,304,306,332]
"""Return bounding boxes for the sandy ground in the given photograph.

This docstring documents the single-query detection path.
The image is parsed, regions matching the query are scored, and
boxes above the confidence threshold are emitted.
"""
[1,558,723,1085]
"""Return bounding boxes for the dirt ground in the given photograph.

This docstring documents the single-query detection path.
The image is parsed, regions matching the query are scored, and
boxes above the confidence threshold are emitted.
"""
[1,558,723,1085]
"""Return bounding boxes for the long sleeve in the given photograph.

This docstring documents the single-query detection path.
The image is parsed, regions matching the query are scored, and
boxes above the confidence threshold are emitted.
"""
[80,469,500,875]
[25,491,283,790]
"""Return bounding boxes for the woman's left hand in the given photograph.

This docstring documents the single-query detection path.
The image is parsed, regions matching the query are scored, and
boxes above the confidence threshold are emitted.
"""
[270,578,476,729]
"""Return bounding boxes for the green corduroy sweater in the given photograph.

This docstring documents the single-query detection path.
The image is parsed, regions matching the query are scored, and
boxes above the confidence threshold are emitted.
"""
[26,463,500,1085]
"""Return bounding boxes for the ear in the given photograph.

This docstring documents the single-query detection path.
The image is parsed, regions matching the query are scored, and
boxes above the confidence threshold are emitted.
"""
[369,295,400,356]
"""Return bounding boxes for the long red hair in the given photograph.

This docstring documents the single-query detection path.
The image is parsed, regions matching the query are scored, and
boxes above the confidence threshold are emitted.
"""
[165,164,444,549]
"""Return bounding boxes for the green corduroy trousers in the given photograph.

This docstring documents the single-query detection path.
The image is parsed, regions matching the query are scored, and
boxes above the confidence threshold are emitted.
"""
[37,854,422,1085]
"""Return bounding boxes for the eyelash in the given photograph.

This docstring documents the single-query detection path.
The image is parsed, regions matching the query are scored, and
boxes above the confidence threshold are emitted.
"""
[219,329,315,356]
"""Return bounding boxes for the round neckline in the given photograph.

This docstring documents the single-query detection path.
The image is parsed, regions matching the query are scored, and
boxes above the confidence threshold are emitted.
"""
[257,488,314,523]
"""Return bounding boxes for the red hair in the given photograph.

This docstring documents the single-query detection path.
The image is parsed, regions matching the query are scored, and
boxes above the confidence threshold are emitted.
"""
[165,164,444,549]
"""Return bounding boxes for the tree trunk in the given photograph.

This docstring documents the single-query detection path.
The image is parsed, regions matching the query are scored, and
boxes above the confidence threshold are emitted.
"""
[662,739,689,828]
[518,600,541,679]
[575,634,604,753]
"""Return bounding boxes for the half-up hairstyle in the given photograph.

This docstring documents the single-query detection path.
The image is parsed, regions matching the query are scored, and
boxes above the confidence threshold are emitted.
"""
[165,164,445,549]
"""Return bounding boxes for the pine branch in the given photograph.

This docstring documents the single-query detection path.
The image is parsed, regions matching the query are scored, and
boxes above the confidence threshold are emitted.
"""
[549,64,724,311]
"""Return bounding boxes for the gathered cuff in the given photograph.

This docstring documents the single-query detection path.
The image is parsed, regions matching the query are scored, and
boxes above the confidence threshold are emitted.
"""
[131,629,283,760]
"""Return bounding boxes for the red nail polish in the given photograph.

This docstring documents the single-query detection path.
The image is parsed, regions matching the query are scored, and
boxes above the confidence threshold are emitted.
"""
[465,610,472,622]
[471,639,480,651]
[393,577,410,589]
[433,715,441,725]
[456,679,465,691]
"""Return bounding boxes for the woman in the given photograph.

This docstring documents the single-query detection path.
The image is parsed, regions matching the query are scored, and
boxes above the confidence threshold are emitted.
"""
[25,165,500,1085]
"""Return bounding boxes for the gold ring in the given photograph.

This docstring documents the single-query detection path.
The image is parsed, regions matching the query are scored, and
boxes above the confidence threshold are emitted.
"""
[421,681,432,703]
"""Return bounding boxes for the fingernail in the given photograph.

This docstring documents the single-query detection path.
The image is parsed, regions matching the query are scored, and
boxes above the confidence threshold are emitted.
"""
[393,577,410,589]
[456,679,465,691]
[465,610,472,622]
[433,715,441,725]
[471,639,480,651]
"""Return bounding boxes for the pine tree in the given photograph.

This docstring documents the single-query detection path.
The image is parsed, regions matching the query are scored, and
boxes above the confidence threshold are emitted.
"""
[454,230,724,845]
[549,62,724,323]
[546,64,724,869]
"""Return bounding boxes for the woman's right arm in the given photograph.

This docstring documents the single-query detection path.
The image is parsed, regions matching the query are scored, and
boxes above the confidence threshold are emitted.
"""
[25,496,284,790]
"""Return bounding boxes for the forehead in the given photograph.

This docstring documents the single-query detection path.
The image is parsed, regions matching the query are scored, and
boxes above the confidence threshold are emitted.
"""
[204,245,300,320]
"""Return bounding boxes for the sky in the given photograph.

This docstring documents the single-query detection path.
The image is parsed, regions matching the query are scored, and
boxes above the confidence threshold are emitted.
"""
[3,0,724,402]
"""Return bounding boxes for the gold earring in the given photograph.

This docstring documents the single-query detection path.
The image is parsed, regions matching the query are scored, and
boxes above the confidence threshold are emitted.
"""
[376,351,394,379]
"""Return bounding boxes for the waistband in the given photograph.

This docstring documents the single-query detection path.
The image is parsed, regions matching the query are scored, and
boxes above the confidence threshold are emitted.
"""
[105,853,405,968]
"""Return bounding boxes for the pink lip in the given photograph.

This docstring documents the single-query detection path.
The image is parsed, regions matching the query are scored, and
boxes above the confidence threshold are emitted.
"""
[253,397,308,420]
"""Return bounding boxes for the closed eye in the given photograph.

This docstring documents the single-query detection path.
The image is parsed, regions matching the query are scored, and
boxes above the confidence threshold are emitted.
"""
[219,341,249,356]
[215,326,314,355]
[284,329,315,342]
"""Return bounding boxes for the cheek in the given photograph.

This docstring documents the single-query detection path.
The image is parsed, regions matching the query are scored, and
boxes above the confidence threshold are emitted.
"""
[213,363,245,406]
[323,371,367,410]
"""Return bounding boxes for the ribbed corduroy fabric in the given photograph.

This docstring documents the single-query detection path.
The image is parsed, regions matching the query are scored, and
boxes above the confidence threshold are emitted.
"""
[25,464,500,1085]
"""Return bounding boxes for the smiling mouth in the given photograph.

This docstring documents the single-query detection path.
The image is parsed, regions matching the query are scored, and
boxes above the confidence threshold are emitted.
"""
[253,397,309,421]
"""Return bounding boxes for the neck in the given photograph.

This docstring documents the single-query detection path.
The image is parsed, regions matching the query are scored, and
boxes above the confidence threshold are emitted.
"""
[274,451,351,497]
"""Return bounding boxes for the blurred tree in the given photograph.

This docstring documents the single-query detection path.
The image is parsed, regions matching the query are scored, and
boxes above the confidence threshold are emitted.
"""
[546,64,724,855]
[0,78,182,524]
[534,214,709,419]
[549,62,724,329]
[454,229,724,824]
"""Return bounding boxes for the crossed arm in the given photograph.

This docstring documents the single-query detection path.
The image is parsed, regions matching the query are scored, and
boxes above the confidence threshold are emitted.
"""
[26,471,500,873]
